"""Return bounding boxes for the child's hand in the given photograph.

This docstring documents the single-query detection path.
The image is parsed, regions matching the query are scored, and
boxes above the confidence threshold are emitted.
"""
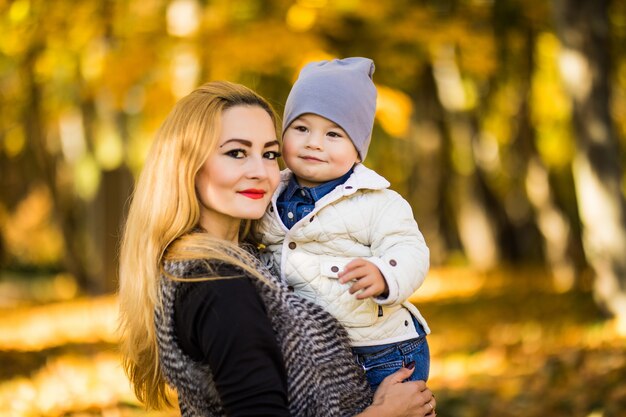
[338,259,389,299]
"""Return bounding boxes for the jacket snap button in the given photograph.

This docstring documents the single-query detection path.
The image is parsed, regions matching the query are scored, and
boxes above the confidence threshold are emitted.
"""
[404,320,409,326]
[331,266,339,273]
[288,242,297,249]
[389,259,397,267]
[287,212,294,219]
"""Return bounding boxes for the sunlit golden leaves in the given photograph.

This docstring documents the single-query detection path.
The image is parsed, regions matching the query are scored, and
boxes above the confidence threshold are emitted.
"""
[101,40,161,110]
[74,154,102,201]
[531,32,574,169]
[0,295,117,350]
[0,267,622,415]
[8,0,30,23]
[3,186,63,266]
[0,273,77,308]
[457,31,498,79]
[482,83,521,148]
[375,84,413,137]
[167,0,201,37]
[94,123,124,171]
[286,3,318,32]
[169,44,201,98]
[0,352,134,416]
[0,1,32,57]
[3,125,26,157]
[80,40,108,83]
[432,44,480,112]
[204,24,322,80]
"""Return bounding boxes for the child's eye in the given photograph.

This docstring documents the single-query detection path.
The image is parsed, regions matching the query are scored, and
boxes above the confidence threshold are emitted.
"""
[293,125,308,133]
[225,149,246,159]
[264,151,282,160]
[327,131,343,138]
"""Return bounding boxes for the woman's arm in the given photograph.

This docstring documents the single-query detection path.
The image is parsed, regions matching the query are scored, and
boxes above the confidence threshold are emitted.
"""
[175,274,290,416]
[358,367,436,417]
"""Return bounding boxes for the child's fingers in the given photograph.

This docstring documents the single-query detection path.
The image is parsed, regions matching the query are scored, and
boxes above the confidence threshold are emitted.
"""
[355,285,378,299]
[338,259,365,277]
[338,265,368,284]
[348,275,374,294]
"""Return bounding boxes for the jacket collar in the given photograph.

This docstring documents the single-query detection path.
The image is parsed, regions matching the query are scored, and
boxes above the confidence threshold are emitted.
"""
[273,163,389,204]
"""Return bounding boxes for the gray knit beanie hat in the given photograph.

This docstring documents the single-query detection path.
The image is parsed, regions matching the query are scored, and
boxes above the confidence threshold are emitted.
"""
[283,57,377,161]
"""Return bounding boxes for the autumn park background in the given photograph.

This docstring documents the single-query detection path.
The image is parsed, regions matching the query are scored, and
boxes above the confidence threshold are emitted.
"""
[1,0,626,416]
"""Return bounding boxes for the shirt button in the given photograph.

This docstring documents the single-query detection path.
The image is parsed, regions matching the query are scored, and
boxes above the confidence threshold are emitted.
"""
[404,320,409,326]
[310,215,315,222]
[287,285,294,292]
[288,242,297,250]
[331,266,339,273]
[269,206,274,212]
[389,259,397,267]
[345,186,353,189]
[287,212,294,219]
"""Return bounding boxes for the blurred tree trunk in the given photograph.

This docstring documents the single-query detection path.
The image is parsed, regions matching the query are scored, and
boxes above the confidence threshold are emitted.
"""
[406,63,450,265]
[432,46,500,270]
[81,97,133,293]
[95,112,133,294]
[515,28,578,290]
[84,0,132,293]
[22,42,94,290]
[554,0,626,328]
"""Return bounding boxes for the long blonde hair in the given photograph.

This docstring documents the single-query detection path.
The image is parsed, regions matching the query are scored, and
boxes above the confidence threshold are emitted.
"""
[118,81,279,409]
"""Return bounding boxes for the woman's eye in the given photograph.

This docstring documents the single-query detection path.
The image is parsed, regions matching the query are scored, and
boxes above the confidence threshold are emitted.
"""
[264,151,282,160]
[226,149,246,159]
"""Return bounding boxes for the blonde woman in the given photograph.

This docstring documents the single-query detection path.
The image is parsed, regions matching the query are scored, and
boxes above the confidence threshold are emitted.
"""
[118,81,436,416]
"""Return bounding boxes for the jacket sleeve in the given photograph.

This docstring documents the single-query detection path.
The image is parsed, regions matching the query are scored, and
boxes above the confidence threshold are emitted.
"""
[364,190,430,306]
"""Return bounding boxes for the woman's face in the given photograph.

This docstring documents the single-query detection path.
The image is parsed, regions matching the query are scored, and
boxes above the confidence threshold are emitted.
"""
[195,105,280,238]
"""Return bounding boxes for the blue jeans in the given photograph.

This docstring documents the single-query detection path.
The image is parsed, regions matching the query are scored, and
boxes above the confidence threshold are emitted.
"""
[351,315,430,392]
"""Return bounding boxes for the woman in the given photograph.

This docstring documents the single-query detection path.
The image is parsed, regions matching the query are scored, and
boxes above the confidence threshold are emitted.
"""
[118,81,436,416]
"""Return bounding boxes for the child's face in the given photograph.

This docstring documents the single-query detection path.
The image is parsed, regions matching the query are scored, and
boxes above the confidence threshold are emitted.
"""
[283,113,360,188]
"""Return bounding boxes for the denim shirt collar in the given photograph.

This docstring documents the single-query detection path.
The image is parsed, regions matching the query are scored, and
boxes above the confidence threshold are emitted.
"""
[282,167,354,203]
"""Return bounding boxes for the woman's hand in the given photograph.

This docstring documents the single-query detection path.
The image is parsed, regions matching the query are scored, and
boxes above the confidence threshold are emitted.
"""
[359,367,436,417]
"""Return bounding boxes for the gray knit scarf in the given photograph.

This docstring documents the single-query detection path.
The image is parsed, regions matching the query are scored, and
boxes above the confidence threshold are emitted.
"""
[155,246,372,416]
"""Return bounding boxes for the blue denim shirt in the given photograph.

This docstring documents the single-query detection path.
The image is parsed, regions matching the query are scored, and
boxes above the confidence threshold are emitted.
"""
[277,168,354,229]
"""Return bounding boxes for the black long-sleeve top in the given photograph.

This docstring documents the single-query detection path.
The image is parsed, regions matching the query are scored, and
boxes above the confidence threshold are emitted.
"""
[174,267,290,416]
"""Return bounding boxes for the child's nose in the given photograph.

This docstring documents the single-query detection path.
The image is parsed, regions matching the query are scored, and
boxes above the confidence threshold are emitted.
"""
[305,133,323,150]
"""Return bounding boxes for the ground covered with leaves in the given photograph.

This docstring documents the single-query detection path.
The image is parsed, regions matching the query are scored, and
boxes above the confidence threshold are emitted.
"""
[0,266,624,416]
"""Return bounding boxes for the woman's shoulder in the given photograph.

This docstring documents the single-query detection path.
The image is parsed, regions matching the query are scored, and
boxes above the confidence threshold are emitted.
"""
[163,257,251,283]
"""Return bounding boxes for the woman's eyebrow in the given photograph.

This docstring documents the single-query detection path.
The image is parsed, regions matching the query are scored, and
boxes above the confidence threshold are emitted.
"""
[219,138,279,148]
[219,138,251,148]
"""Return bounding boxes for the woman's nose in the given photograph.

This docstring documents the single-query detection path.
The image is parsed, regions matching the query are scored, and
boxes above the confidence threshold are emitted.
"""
[246,156,269,179]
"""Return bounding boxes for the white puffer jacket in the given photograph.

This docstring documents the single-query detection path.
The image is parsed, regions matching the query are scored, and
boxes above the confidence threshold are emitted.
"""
[257,164,430,346]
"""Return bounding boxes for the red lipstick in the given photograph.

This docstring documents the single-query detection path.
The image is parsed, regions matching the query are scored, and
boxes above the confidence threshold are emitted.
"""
[239,189,266,200]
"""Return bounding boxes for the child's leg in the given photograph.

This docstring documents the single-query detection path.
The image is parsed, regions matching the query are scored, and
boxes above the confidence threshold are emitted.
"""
[352,317,430,392]
[405,315,430,382]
